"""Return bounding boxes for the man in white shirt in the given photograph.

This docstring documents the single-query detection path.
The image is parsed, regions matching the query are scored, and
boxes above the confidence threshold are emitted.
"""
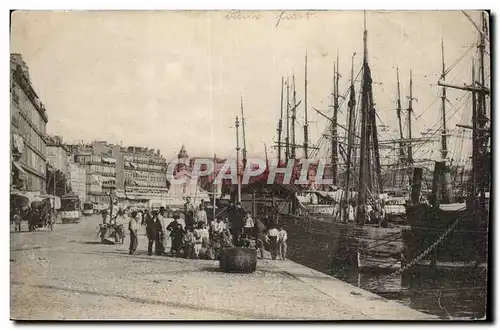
[158,209,167,228]
[332,202,340,222]
[214,218,226,234]
[243,212,254,236]
[194,222,210,257]
[158,209,169,252]
[278,227,288,260]
[348,204,355,223]
[195,204,208,226]
[128,211,139,255]
[268,226,279,260]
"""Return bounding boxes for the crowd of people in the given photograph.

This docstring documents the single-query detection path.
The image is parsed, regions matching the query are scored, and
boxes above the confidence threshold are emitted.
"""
[120,197,288,261]
[11,201,54,232]
[329,199,388,226]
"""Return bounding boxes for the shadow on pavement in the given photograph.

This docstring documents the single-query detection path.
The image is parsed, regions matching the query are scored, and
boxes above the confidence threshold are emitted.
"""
[75,251,204,266]
[78,241,110,245]
[201,267,224,273]
[11,281,291,320]
[11,246,42,252]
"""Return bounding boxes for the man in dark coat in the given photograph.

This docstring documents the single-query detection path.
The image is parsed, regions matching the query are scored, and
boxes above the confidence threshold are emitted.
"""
[254,218,267,259]
[229,202,246,245]
[184,197,195,230]
[153,210,165,255]
[167,214,185,257]
[144,209,157,256]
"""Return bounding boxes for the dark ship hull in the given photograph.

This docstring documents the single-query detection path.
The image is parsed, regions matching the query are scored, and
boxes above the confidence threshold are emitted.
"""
[402,202,488,273]
[277,212,405,274]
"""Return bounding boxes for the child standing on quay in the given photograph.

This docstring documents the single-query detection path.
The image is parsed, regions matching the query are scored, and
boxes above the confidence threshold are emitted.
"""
[278,227,288,260]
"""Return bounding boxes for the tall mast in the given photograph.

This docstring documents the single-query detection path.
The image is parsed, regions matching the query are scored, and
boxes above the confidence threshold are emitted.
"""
[277,77,284,164]
[240,96,247,168]
[479,12,487,118]
[331,56,339,186]
[396,68,405,161]
[440,12,490,204]
[285,78,290,160]
[407,70,414,165]
[356,12,369,225]
[212,153,217,221]
[343,52,356,222]
[291,74,297,159]
[235,116,241,203]
[395,68,406,187]
[471,62,477,201]
[303,51,309,159]
[440,39,448,160]
[369,70,382,194]
[477,11,488,202]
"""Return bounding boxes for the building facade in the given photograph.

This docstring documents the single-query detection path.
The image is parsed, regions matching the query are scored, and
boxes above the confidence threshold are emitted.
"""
[68,163,87,202]
[46,136,69,176]
[120,146,168,206]
[66,141,169,207]
[69,141,117,204]
[10,53,48,199]
[165,145,210,207]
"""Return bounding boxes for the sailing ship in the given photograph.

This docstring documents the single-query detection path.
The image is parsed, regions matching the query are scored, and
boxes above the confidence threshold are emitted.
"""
[261,13,410,274]
[402,12,490,274]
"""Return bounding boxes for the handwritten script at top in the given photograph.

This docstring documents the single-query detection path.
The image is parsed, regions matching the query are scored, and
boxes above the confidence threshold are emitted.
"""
[223,11,317,27]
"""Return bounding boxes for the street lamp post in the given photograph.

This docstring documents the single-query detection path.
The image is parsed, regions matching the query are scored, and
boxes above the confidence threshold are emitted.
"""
[53,169,56,218]
[108,190,114,218]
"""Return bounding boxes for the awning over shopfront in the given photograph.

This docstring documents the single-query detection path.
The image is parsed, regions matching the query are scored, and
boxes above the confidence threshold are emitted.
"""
[10,189,29,198]
[10,189,30,206]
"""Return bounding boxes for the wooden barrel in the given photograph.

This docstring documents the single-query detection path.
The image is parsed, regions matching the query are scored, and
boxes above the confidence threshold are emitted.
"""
[219,247,257,273]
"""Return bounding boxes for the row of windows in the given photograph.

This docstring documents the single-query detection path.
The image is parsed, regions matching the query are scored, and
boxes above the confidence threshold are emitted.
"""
[75,155,116,165]
[124,155,166,165]
[24,173,46,193]
[20,147,46,177]
[13,83,47,134]
[89,181,102,194]
[102,178,116,185]
[125,163,165,172]
[16,108,47,156]
[88,164,116,176]
[88,194,114,204]
[124,179,166,188]
[125,171,165,182]
[125,188,168,195]
[75,155,92,163]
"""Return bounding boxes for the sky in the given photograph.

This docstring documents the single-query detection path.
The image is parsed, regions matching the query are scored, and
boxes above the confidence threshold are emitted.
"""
[10,10,486,163]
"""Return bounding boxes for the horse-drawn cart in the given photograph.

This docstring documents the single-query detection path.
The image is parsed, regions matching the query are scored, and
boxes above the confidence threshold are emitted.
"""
[97,223,125,244]
[28,199,53,231]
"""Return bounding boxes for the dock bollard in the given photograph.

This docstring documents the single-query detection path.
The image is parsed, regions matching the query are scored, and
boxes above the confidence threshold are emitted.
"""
[219,247,257,273]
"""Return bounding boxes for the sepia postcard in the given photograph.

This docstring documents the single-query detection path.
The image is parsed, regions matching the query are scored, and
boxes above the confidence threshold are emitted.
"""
[9,10,490,321]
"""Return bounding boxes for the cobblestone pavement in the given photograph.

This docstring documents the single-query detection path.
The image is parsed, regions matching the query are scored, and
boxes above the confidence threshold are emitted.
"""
[10,215,433,320]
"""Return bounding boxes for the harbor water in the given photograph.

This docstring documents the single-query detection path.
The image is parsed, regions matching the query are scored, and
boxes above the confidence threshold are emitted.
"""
[288,236,487,319]
[290,243,488,320]
[333,268,488,319]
